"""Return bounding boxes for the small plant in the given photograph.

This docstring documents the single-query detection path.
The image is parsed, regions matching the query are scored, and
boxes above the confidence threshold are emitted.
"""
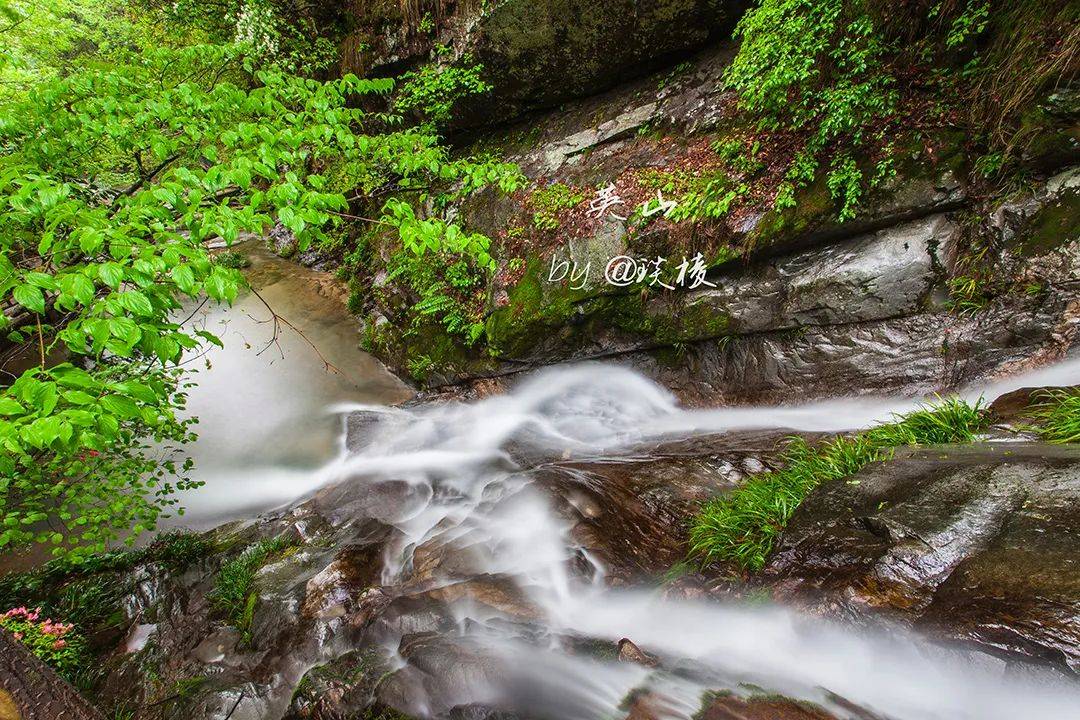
[1027,389,1080,444]
[713,137,765,176]
[724,0,898,219]
[215,251,251,269]
[407,354,437,382]
[1,606,85,677]
[530,182,585,230]
[667,180,748,222]
[395,57,491,124]
[209,535,294,640]
[865,396,986,446]
[947,275,993,316]
[689,397,987,571]
[386,250,487,347]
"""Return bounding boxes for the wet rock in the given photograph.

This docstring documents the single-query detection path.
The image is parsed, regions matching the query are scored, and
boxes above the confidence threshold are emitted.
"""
[761,443,1080,674]
[282,649,389,720]
[267,222,297,258]
[621,690,680,720]
[301,544,384,620]
[693,693,838,720]
[378,634,505,718]
[341,1,747,128]
[536,436,785,582]
[646,213,954,341]
[632,289,1080,404]
[447,704,526,720]
[616,638,658,667]
[408,575,544,621]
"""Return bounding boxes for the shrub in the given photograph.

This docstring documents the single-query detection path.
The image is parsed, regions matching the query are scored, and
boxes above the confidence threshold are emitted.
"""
[394,56,492,124]
[725,0,898,219]
[0,606,85,677]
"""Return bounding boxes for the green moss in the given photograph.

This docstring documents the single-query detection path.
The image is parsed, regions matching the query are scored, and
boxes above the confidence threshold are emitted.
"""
[1016,188,1080,257]
[485,256,577,358]
[751,174,834,249]
[214,251,250,269]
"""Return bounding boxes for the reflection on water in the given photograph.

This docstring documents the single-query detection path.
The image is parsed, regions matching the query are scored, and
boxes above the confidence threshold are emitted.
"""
[163,241,411,528]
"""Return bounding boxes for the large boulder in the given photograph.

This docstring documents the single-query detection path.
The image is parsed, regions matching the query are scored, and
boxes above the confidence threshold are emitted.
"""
[760,443,1080,675]
[339,0,748,126]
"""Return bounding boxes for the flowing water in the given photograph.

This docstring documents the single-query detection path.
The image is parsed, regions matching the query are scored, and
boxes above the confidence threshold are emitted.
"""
[165,262,1080,719]
[165,241,411,527]
[235,362,1080,720]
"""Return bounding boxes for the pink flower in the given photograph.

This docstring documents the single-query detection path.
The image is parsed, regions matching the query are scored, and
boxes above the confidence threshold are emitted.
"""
[53,639,66,649]
[13,632,22,640]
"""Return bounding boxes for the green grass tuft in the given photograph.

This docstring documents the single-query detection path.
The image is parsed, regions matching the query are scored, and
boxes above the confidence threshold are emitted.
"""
[689,396,987,572]
[1027,389,1080,444]
[208,535,294,637]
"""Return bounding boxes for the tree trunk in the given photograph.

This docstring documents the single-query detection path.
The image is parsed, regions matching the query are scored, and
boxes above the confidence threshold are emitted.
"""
[0,629,104,720]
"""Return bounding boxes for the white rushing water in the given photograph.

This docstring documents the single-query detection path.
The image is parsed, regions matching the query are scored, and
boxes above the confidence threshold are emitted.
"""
[255,359,1080,720]
[169,351,1080,718]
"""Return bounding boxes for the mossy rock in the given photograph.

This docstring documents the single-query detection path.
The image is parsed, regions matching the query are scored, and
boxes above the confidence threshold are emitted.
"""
[749,130,968,259]
[1015,183,1080,257]
[343,0,746,129]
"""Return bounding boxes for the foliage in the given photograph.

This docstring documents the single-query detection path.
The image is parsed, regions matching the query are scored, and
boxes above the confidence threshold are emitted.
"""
[383,199,498,272]
[667,179,749,223]
[726,0,898,220]
[387,250,486,347]
[1027,389,1080,444]
[960,1,1079,155]
[407,354,438,383]
[1,606,86,677]
[689,396,987,571]
[394,56,492,124]
[209,535,293,637]
[0,19,519,559]
[0,0,176,101]
[215,251,251,269]
[636,167,747,223]
[0,531,214,635]
[530,182,585,230]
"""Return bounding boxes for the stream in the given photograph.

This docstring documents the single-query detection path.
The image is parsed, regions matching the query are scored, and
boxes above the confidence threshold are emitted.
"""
[178,349,1080,718]
[289,363,1080,720]
[160,247,1080,720]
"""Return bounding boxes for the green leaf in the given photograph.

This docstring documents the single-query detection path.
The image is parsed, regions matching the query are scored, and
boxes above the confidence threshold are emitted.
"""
[79,227,105,255]
[99,262,125,289]
[117,290,155,316]
[21,416,64,448]
[171,264,196,294]
[100,394,139,419]
[62,390,96,405]
[0,397,24,415]
[13,284,45,314]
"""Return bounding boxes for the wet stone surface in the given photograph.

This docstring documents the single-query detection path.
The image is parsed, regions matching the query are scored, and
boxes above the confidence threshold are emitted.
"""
[760,443,1080,675]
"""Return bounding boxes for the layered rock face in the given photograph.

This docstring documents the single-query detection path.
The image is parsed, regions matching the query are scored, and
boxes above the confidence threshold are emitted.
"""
[348,30,1080,402]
